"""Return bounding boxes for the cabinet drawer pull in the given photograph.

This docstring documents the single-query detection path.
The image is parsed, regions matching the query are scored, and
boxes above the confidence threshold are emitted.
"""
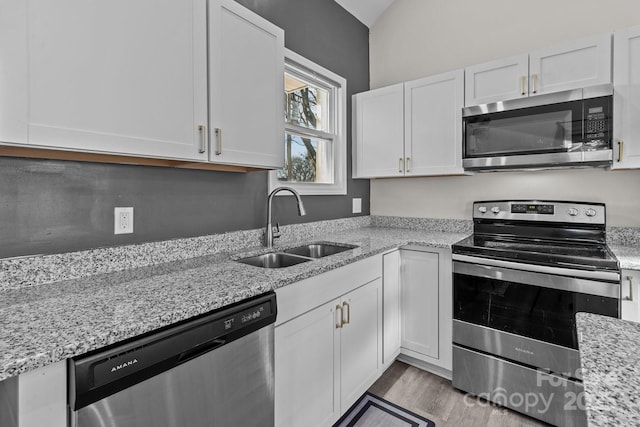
[521,76,526,95]
[624,276,634,301]
[336,304,343,328]
[532,74,538,94]
[215,127,223,155]
[618,141,624,162]
[405,157,410,173]
[198,125,206,154]
[342,301,350,325]
[398,157,403,173]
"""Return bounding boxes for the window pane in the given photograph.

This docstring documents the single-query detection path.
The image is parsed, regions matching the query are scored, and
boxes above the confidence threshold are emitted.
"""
[277,132,333,184]
[284,73,331,132]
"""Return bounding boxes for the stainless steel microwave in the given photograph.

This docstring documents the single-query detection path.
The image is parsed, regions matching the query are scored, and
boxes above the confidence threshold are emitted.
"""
[462,84,613,171]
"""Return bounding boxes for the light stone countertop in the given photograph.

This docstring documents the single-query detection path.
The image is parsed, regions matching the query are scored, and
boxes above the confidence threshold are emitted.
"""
[577,312,640,426]
[610,244,640,270]
[0,225,467,381]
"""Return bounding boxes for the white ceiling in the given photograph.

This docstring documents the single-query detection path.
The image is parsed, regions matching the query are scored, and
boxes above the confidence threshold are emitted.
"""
[335,0,395,28]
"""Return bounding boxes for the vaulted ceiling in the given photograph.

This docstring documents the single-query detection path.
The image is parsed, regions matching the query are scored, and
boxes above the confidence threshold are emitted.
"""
[335,0,395,27]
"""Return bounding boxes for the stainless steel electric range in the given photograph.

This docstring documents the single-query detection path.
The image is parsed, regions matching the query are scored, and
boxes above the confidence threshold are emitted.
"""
[452,200,620,427]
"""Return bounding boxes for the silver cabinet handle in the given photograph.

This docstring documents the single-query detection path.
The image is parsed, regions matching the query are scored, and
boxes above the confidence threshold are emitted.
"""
[532,74,538,94]
[215,127,222,156]
[521,76,526,95]
[618,141,624,162]
[624,276,634,301]
[405,157,410,173]
[398,157,403,173]
[342,301,350,325]
[198,125,206,154]
[336,304,343,328]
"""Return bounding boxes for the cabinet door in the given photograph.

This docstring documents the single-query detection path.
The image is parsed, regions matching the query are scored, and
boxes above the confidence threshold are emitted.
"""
[613,25,640,170]
[340,278,382,411]
[383,251,401,365]
[26,0,208,160]
[464,54,529,106]
[621,271,640,322]
[352,84,405,178]
[529,33,611,96]
[400,250,439,359]
[405,69,464,176]
[275,299,340,427]
[208,0,284,168]
[0,0,28,144]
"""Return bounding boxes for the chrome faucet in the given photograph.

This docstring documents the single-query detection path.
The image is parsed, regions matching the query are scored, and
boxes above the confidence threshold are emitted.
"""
[265,186,306,248]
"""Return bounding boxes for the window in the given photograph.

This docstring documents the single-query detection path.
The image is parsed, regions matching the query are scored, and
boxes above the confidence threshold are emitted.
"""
[269,49,347,195]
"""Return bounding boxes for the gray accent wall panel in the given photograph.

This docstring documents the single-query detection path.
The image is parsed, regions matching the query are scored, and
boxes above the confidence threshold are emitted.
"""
[0,0,369,259]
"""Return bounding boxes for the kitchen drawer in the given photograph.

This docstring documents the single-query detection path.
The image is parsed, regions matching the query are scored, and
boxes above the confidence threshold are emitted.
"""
[276,254,382,325]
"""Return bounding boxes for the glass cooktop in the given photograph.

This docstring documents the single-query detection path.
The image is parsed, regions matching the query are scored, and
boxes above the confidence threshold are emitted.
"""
[452,235,619,271]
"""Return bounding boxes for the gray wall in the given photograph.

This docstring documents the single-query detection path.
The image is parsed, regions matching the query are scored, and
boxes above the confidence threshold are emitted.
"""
[0,0,370,259]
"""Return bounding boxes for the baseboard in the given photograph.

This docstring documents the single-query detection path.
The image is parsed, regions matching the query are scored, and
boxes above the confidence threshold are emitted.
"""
[397,353,452,381]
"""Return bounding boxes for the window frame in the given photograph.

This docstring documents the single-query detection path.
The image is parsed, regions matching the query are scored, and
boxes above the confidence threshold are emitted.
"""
[269,49,347,196]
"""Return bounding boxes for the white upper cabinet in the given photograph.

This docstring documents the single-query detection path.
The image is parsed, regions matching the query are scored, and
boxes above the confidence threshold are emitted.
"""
[0,0,284,168]
[352,69,464,178]
[612,24,640,170]
[404,69,464,176]
[0,0,28,145]
[465,33,612,106]
[465,54,529,106]
[20,0,209,161]
[352,83,405,178]
[208,0,284,168]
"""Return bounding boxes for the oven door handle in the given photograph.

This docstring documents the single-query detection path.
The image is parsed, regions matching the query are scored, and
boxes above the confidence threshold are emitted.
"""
[453,258,620,299]
[452,254,620,282]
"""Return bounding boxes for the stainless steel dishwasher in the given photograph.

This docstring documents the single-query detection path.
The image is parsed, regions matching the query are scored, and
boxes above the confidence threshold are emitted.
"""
[68,291,277,427]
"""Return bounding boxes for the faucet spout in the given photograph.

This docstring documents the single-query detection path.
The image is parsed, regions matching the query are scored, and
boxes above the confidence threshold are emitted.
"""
[265,186,306,248]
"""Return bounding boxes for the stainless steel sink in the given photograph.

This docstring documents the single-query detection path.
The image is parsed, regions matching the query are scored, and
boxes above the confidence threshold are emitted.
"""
[283,242,358,259]
[236,252,311,268]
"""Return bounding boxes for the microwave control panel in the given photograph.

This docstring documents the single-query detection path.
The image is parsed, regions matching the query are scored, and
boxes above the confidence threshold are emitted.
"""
[584,96,611,147]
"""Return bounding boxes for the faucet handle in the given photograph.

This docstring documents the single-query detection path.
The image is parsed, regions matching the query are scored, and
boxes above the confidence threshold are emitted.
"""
[272,222,281,239]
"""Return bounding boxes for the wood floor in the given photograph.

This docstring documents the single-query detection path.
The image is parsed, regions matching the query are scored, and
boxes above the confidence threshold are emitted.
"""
[368,361,549,427]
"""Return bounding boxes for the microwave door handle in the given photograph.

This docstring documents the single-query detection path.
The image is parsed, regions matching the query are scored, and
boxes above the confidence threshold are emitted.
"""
[521,76,526,96]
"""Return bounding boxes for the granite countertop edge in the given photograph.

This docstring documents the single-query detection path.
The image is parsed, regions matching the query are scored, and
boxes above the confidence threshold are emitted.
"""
[576,312,640,426]
[0,226,467,381]
[609,244,640,270]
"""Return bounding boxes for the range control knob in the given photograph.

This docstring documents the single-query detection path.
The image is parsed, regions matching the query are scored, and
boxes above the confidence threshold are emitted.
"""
[567,208,579,216]
[585,208,597,217]
[478,206,487,213]
[491,206,501,214]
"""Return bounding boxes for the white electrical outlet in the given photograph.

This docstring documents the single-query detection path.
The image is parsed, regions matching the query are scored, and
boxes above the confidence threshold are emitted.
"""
[114,207,134,234]
[352,198,362,214]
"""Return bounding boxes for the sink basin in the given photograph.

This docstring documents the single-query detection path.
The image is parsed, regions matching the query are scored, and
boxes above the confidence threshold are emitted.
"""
[237,252,311,268]
[283,243,358,259]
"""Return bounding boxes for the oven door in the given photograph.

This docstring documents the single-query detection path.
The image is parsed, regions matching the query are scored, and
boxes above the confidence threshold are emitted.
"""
[452,255,619,378]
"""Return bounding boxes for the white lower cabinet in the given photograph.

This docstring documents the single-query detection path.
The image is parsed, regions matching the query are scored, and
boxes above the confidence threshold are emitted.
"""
[401,249,440,359]
[17,361,67,427]
[275,256,382,427]
[621,270,640,321]
[275,298,340,426]
[393,247,453,375]
[382,250,401,366]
